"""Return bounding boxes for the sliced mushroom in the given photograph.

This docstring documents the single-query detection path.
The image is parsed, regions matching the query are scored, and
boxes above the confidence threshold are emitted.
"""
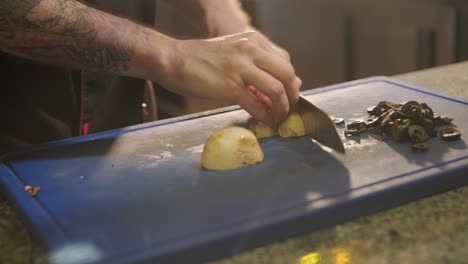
[408,124,429,143]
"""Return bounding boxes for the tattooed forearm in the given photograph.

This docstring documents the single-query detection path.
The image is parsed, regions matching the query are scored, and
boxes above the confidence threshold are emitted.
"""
[0,0,136,73]
[0,0,36,39]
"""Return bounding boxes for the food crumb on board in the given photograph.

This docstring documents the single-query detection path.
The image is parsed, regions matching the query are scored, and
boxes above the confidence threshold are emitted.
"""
[24,185,40,196]
[186,144,205,154]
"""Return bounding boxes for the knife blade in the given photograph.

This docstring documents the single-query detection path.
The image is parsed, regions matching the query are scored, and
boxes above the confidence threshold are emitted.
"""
[296,95,345,153]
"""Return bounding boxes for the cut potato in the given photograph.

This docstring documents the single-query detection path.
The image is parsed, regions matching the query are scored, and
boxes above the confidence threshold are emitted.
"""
[202,126,264,170]
[278,111,306,138]
[248,118,277,138]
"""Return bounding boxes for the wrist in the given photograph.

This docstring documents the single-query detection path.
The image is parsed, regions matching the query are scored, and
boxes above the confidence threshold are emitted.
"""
[132,27,177,83]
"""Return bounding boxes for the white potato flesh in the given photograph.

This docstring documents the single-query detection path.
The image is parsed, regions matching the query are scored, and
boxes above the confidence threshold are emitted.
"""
[278,111,306,138]
[248,119,277,138]
[202,126,264,170]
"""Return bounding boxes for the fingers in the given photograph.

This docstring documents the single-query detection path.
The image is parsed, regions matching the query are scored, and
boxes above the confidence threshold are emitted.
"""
[237,32,301,108]
[237,89,275,127]
[253,49,301,110]
[273,46,291,61]
[224,31,302,124]
[293,76,303,97]
[242,67,290,124]
[248,85,272,108]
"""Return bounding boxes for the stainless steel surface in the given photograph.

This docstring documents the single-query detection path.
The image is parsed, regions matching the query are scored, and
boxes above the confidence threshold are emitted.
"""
[296,95,346,153]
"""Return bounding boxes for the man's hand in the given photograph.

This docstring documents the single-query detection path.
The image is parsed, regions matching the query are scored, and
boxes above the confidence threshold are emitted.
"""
[159,30,302,127]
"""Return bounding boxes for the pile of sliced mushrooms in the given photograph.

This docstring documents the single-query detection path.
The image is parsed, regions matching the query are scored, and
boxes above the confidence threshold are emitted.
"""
[202,111,306,170]
[341,100,462,152]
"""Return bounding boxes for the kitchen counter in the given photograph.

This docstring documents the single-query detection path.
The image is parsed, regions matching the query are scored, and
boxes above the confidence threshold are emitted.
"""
[1,61,468,264]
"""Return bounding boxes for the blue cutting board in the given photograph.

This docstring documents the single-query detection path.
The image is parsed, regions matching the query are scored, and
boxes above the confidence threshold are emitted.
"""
[1,77,467,264]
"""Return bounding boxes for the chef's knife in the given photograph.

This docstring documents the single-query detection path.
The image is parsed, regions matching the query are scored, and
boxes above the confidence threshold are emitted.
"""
[296,95,345,153]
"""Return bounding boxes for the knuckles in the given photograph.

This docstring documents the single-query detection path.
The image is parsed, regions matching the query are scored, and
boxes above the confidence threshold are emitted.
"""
[236,38,259,54]
[270,83,287,100]
[286,78,301,106]
[282,50,291,61]
[226,56,248,71]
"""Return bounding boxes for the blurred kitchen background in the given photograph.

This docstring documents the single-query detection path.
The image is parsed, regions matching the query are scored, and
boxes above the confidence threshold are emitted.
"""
[91,0,468,120]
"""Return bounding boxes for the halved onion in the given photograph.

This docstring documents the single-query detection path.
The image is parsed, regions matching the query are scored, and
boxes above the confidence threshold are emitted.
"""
[202,126,264,170]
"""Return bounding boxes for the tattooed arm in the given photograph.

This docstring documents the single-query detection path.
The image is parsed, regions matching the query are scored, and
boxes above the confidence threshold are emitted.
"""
[0,0,173,79]
[0,0,301,126]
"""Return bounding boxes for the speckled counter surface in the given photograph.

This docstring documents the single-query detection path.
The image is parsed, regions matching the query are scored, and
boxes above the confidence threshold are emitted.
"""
[1,62,468,264]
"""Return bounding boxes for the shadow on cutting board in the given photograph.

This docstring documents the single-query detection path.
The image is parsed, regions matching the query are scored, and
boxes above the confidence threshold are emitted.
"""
[368,127,466,167]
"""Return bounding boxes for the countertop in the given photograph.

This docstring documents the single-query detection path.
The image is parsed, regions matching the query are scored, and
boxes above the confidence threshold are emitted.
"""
[1,61,468,264]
